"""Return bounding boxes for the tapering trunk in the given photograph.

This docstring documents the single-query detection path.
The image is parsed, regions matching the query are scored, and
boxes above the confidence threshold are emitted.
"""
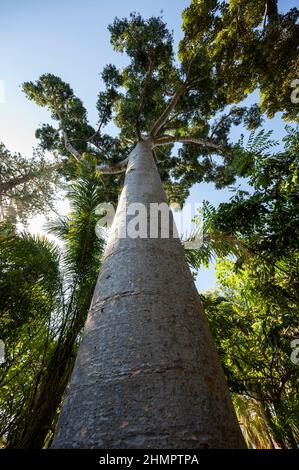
[52,139,245,449]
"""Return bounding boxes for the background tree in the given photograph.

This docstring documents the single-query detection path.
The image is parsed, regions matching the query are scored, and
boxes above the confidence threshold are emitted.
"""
[0,157,105,448]
[0,143,60,223]
[0,225,62,447]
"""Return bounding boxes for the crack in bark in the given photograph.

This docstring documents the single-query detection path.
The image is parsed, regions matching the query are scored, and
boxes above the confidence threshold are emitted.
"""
[91,288,198,311]
[69,364,201,385]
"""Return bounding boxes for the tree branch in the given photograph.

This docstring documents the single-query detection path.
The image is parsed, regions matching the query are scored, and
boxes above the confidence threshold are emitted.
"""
[210,107,240,139]
[186,75,209,89]
[150,83,187,137]
[62,130,82,161]
[88,93,116,144]
[96,157,129,175]
[150,74,209,138]
[0,174,39,195]
[0,163,61,195]
[152,134,224,152]
[158,107,201,134]
[136,58,154,138]
[56,109,82,161]
[88,119,105,144]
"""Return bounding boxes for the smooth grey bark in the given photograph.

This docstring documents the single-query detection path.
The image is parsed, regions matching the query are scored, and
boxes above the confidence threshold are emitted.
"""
[52,139,245,449]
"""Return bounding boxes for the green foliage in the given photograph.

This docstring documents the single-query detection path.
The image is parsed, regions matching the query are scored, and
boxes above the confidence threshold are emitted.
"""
[0,225,62,445]
[181,0,299,121]
[0,227,61,337]
[189,127,298,267]
[190,127,299,448]
[0,161,105,448]
[22,13,266,206]
[202,257,299,448]
[106,13,177,139]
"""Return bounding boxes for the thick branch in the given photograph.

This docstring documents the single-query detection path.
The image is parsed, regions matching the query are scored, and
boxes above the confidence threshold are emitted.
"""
[136,58,155,138]
[56,110,82,161]
[0,163,61,195]
[0,174,39,195]
[150,74,209,137]
[96,157,129,175]
[152,134,224,152]
[150,83,187,137]
[62,130,82,161]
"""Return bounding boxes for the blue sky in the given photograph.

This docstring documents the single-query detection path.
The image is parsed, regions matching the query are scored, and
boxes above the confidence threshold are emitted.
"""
[0,0,190,155]
[0,0,297,291]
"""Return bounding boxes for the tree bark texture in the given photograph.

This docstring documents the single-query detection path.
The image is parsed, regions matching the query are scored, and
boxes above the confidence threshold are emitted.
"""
[52,139,245,449]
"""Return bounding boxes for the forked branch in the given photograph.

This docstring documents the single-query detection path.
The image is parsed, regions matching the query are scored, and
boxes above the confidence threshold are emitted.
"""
[150,83,187,137]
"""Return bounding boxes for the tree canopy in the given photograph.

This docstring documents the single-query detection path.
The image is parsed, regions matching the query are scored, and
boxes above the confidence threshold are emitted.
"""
[181,0,299,121]
[22,13,264,205]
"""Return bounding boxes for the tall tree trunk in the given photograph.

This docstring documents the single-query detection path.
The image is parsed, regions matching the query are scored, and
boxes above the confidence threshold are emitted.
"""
[52,138,245,449]
[257,400,278,449]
